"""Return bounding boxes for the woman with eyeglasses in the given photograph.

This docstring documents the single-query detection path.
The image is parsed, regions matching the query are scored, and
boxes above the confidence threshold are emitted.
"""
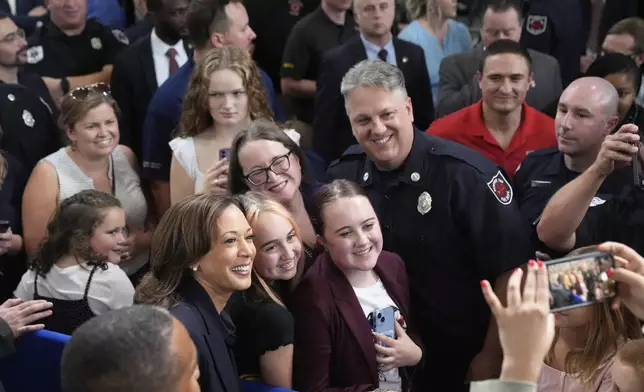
[169,46,274,204]
[22,84,153,284]
[229,119,320,271]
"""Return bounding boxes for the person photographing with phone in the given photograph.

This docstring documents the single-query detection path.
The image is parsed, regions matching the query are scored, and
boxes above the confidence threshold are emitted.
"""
[289,180,422,392]
[537,123,644,255]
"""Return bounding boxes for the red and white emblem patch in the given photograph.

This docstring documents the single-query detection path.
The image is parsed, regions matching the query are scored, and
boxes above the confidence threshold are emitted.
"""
[526,15,547,36]
[487,171,513,205]
[288,0,303,16]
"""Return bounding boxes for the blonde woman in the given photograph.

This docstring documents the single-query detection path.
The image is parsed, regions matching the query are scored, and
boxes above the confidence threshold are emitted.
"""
[170,46,273,203]
[227,192,306,388]
[539,246,644,392]
[398,0,471,102]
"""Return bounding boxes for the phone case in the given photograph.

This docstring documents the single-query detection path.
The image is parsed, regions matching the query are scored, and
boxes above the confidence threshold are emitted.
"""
[370,306,396,341]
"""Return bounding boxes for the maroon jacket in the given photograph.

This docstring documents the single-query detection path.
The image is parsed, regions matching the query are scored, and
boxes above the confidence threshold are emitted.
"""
[289,250,420,392]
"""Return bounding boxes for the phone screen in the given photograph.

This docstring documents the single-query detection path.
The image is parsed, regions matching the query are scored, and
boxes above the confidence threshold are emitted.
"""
[546,252,616,312]
[219,148,232,160]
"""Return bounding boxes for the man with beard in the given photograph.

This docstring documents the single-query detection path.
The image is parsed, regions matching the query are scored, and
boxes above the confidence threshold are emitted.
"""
[428,39,556,176]
[0,13,60,171]
[110,0,192,160]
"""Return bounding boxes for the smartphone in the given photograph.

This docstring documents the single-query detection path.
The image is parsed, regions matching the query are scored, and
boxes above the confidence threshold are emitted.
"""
[546,251,616,312]
[633,148,644,191]
[219,148,231,160]
[368,306,396,344]
[0,220,10,233]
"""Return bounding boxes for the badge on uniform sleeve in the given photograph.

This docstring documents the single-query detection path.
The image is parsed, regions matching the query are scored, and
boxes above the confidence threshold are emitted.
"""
[26,46,43,64]
[22,110,35,128]
[589,197,606,207]
[288,0,303,16]
[417,192,432,215]
[487,171,513,205]
[526,15,547,35]
[91,37,102,50]
[112,29,129,45]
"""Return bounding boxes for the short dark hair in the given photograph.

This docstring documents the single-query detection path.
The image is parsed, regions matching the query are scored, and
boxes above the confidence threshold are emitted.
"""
[480,0,523,21]
[478,39,533,73]
[586,53,642,95]
[187,0,240,49]
[607,17,644,55]
[61,306,178,392]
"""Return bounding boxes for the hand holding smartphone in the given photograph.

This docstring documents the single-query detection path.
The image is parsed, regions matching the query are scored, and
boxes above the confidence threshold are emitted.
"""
[368,306,396,345]
[545,251,616,312]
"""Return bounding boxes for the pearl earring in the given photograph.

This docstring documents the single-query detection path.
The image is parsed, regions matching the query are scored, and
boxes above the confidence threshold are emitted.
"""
[191,265,199,272]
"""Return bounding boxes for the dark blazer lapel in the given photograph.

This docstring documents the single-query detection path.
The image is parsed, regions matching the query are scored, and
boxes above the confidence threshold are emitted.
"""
[139,36,158,93]
[348,36,368,65]
[181,278,240,392]
[392,39,411,77]
[183,40,194,58]
[324,253,378,381]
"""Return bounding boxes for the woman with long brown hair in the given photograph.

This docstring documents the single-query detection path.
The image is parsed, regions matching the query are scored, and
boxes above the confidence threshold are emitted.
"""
[22,84,152,282]
[170,46,273,203]
[135,193,256,392]
[538,246,644,392]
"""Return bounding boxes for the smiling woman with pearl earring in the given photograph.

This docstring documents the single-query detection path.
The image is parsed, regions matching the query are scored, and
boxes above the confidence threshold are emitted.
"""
[135,192,256,392]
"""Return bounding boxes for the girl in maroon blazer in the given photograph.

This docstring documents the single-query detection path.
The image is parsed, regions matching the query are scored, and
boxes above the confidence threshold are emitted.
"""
[290,179,422,392]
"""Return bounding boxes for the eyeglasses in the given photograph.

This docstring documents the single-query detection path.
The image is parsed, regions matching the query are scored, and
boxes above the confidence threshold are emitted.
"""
[1,28,25,44]
[69,83,111,100]
[244,151,293,186]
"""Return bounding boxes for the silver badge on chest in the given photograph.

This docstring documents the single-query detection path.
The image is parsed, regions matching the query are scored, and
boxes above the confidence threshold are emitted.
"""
[417,191,432,215]
[22,110,35,127]
[91,37,103,50]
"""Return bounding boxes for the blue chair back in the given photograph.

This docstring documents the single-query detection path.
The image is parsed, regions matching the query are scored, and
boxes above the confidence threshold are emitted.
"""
[241,380,297,392]
[0,329,70,392]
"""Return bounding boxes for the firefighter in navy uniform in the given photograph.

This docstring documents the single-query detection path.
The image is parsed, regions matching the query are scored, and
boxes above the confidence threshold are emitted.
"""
[327,60,533,392]
[24,0,127,97]
[520,0,589,87]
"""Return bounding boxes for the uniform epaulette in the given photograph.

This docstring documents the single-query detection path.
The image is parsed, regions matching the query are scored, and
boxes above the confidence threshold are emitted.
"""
[424,133,498,175]
[328,144,365,168]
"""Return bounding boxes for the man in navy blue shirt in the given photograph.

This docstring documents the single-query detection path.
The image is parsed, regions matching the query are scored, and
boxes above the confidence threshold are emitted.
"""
[141,0,285,216]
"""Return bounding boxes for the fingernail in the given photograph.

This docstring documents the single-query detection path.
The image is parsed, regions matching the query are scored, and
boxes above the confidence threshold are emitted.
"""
[528,259,536,267]
[607,268,613,277]
[515,267,521,273]
[538,261,544,268]
[480,280,487,287]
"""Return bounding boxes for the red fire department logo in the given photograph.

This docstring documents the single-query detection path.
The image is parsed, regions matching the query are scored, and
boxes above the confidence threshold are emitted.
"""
[526,15,547,36]
[289,0,303,16]
[487,171,513,205]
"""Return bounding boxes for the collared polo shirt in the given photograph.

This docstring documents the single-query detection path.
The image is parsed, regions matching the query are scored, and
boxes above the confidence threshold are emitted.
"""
[427,100,557,176]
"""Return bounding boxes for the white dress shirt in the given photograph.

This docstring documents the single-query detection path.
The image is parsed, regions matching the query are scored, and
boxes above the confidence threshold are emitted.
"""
[7,0,16,14]
[150,28,189,87]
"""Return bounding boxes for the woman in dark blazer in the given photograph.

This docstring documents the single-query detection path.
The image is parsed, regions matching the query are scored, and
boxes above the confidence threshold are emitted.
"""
[290,180,422,392]
[136,193,257,392]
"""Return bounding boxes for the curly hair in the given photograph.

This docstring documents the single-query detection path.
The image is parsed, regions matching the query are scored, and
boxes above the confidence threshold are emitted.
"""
[30,190,123,277]
[177,46,274,138]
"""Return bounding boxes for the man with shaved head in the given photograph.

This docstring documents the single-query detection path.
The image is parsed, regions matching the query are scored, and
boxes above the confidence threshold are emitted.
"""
[513,77,634,256]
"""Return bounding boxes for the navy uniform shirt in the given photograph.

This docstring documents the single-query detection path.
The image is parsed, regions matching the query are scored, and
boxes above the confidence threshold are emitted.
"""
[280,7,357,123]
[327,131,532,392]
[141,59,286,181]
[0,71,61,171]
[24,18,128,78]
[514,147,632,254]
[520,0,589,87]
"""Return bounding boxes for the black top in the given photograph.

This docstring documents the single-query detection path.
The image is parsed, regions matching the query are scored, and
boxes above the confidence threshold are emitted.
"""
[246,0,320,93]
[576,186,644,256]
[280,6,358,123]
[33,264,100,335]
[513,147,632,256]
[227,291,294,381]
[0,153,28,302]
[0,71,61,171]
[24,18,128,78]
[327,130,532,392]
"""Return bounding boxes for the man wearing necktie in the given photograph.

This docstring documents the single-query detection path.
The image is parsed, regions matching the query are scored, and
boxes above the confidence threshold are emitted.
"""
[110,0,192,161]
[313,0,434,164]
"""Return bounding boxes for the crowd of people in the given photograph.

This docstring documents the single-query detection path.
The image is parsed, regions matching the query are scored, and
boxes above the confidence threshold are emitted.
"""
[0,0,643,392]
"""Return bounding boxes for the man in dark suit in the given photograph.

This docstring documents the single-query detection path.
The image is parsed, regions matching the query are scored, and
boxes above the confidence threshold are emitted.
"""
[437,0,562,118]
[313,0,433,164]
[110,0,191,160]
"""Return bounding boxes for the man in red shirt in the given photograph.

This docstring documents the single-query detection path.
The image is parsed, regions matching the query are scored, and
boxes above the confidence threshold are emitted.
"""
[427,39,556,176]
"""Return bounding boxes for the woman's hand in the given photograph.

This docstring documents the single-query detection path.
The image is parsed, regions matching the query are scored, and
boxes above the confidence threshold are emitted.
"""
[373,321,422,372]
[481,261,554,383]
[0,298,53,337]
[0,229,22,256]
[119,226,150,262]
[203,158,229,195]
[597,242,644,320]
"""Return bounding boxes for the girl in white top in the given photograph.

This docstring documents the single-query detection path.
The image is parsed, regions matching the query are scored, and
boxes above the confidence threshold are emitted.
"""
[170,46,274,203]
[22,84,152,277]
[15,190,134,334]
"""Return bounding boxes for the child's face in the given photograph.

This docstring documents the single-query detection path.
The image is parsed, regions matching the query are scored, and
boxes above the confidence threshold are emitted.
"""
[611,357,642,392]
